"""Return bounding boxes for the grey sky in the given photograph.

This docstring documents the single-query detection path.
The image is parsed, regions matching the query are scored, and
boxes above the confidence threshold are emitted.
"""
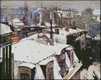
[1,1,100,12]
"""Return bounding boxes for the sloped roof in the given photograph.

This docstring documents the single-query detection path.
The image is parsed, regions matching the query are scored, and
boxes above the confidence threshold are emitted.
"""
[12,18,24,26]
[12,35,69,66]
[12,18,21,22]
[0,23,12,35]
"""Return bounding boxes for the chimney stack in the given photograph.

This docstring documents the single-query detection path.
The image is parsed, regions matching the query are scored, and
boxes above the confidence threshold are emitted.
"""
[39,9,43,26]
[50,11,54,45]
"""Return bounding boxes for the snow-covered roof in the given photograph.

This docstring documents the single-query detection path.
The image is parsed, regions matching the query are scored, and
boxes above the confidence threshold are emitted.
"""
[19,63,35,69]
[54,28,86,44]
[45,22,57,27]
[12,18,21,23]
[12,39,54,64]
[0,23,12,35]
[26,28,85,45]
[12,18,24,26]
[60,28,85,36]
[12,35,69,66]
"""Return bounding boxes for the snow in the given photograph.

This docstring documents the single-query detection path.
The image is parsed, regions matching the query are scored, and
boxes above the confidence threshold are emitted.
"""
[60,28,84,36]
[39,42,71,65]
[12,35,70,66]
[12,18,24,31]
[12,18,21,23]
[13,39,54,63]
[45,22,57,27]
[54,28,85,44]
[39,57,53,65]
[19,63,35,69]
[34,64,45,79]
[24,28,85,45]
[53,43,70,54]
[12,18,24,26]
[25,28,84,45]
[13,28,82,68]
[0,23,12,35]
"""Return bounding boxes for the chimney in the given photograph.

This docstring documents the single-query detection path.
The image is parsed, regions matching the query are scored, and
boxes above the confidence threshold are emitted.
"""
[53,12,55,25]
[49,11,54,45]
[50,11,55,25]
[39,10,43,26]
[72,21,77,29]
[11,32,21,44]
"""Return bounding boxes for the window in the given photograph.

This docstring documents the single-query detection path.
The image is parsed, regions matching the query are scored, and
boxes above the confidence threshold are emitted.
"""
[19,66,31,80]
[20,73,30,80]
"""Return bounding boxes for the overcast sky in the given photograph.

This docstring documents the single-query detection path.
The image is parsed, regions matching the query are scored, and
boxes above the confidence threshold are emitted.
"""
[1,1,100,12]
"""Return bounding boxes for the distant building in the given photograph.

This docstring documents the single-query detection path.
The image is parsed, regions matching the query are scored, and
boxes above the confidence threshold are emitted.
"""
[12,18,24,31]
[93,9,100,22]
